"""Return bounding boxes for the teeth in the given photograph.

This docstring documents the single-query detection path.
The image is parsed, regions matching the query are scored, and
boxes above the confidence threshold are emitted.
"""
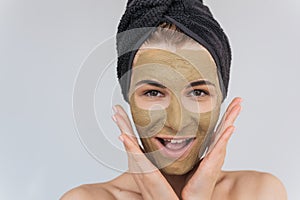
[171,139,184,144]
[163,138,188,144]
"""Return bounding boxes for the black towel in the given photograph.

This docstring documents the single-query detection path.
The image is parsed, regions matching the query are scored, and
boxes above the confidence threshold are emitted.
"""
[116,0,231,102]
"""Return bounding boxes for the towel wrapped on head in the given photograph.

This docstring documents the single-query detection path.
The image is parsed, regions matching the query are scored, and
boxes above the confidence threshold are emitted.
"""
[116,0,232,102]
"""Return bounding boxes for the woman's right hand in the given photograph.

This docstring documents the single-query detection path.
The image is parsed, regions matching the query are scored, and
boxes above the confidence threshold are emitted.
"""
[112,105,179,200]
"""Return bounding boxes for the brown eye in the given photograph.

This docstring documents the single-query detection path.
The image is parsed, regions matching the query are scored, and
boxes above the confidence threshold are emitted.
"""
[144,90,164,97]
[188,89,208,97]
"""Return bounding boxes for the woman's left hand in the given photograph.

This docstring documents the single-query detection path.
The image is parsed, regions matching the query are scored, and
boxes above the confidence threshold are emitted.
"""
[181,97,242,200]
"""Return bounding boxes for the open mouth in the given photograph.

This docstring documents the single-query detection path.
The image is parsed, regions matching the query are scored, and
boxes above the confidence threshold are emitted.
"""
[154,136,195,159]
[157,138,194,150]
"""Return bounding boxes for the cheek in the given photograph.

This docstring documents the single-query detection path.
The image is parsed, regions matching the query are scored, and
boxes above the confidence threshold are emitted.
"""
[130,105,151,127]
[129,95,166,139]
[198,111,218,132]
[130,92,221,137]
[197,108,221,148]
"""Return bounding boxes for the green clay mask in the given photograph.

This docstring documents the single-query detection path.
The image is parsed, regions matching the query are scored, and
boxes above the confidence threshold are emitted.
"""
[128,49,223,175]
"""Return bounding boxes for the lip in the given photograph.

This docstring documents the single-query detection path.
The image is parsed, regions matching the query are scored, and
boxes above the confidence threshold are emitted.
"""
[152,136,196,159]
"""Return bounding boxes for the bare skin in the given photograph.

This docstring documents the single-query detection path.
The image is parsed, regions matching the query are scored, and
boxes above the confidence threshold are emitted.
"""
[61,98,287,200]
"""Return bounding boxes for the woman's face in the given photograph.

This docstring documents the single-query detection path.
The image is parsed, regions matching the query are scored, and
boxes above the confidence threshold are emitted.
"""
[128,47,223,175]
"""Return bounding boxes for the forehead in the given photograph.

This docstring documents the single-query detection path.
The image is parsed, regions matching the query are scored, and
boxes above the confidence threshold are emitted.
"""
[132,48,219,84]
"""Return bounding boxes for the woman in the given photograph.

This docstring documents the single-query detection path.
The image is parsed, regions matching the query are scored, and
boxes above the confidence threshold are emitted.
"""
[62,0,287,199]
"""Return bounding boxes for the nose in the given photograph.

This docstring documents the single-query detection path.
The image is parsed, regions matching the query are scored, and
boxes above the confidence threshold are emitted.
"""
[164,93,191,132]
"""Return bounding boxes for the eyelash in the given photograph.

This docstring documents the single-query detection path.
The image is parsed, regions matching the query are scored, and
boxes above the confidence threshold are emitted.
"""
[187,89,209,97]
[142,89,210,98]
[143,90,164,97]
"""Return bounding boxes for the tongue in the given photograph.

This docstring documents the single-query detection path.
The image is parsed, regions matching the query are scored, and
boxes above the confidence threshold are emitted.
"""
[165,141,188,150]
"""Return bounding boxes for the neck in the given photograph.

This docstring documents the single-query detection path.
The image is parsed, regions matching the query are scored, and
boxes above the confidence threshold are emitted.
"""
[162,172,187,198]
[160,162,200,198]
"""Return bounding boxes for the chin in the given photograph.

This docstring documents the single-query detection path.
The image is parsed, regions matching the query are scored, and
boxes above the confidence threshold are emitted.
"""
[160,161,196,175]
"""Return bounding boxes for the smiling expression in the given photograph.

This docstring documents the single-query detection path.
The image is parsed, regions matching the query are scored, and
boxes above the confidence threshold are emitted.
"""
[128,47,223,175]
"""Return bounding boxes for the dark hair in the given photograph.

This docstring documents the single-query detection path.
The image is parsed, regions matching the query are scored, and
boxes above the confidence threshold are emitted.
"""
[116,0,231,102]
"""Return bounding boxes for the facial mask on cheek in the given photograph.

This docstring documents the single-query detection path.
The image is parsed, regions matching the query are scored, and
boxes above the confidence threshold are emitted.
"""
[129,92,221,174]
[128,49,223,174]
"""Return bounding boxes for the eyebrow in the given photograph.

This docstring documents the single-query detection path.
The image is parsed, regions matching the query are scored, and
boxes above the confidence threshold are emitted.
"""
[135,80,167,89]
[135,79,215,89]
[186,80,215,88]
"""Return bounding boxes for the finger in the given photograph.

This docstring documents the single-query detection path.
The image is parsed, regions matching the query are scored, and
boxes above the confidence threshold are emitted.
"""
[185,126,235,199]
[120,133,157,173]
[212,97,241,140]
[219,103,241,133]
[112,111,139,145]
[209,99,242,152]
[207,126,235,162]
[208,108,240,153]
[217,97,242,132]
[225,97,242,115]
[122,139,148,173]
[216,97,242,131]
[112,113,131,135]
[113,105,139,145]
[204,126,235,173]
[113,105,135,133]
[194,126,235,181]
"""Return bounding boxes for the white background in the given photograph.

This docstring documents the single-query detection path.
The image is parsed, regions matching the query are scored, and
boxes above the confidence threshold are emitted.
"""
[1,0,300,199]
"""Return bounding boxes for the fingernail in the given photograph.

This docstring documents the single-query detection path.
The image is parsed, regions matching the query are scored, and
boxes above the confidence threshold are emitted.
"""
[112,105,118,113]
[112,115,117,123]
[119,135,124,142]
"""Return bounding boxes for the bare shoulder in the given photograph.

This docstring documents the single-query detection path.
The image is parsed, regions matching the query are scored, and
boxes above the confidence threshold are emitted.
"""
[60,182,115,200]
[60,173,142,200]
[217,170,287,200]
